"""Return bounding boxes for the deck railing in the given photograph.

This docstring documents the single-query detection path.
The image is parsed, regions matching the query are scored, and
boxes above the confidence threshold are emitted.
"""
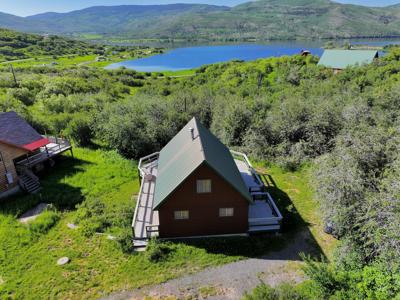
[267,193,283,220]
[131,171,146,229]
[132,152,160,241]
[46,136,71,147]
[232,150,283,226]
[16,136,72,168]
[231,150,263,186]
[138,152,159,178]
[146,225,160,238]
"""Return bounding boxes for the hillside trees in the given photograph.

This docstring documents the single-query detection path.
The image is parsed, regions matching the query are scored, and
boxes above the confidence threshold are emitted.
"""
[1,47,400,297]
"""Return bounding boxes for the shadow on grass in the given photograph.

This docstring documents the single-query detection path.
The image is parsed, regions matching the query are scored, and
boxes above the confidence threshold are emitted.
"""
[0,154,92,217]
[167,173,325,262]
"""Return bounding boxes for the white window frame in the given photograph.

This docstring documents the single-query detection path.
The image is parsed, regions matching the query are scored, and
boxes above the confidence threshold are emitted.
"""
[219,208,234,217]
[196,179,212,194]
[174,210,189,220]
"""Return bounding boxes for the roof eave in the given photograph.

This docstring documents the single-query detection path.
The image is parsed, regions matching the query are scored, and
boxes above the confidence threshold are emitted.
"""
[204,161,253,204]
[0,139,30,152]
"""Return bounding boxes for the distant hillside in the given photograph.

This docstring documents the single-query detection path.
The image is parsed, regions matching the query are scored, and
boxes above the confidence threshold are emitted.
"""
[0,28,102,62]
[2,0,400,40]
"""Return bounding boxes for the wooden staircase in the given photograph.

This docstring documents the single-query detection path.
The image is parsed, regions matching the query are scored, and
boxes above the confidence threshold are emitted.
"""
[19,172,41,194]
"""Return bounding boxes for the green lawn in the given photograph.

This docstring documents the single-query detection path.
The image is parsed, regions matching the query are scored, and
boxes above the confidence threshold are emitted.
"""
[0,149,335,299]
[4,50,158,69]
[255,163,337,259]
[5,54,121,69]
[161,69,197,77]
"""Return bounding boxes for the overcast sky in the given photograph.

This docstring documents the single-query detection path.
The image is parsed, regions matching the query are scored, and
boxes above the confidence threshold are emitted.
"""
[1,0,399,17]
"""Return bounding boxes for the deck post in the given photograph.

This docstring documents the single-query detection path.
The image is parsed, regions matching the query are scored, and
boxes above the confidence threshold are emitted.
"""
[70,148,74,158]
[138,169,141,185]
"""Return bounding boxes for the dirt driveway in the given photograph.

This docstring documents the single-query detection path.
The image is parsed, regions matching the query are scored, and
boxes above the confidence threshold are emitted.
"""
[103,230,316,300]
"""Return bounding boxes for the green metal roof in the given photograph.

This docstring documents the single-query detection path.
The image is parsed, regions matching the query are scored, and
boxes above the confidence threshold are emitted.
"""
[153,117,252,210]
[318,50,378,69]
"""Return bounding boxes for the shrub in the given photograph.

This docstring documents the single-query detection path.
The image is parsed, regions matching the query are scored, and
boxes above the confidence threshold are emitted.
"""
[28,210,60,237]
[146,239,172,263]
[74,198,110,237]
[79,219,105,237]
[116,229,133,253]
[65,114,94,146]
[243,283,305,300]
[7,88,34,106]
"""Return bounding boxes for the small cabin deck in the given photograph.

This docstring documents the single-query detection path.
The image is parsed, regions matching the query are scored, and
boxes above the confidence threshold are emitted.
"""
[132,151,282,247]
[16,137,72,168]
[231,150,283,233]
[132,152,160,242]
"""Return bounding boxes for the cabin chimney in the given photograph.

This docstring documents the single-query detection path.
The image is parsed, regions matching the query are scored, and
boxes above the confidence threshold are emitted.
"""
[189,127,195,140]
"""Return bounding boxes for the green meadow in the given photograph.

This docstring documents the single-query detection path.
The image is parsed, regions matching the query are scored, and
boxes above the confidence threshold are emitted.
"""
[0,148,327,299]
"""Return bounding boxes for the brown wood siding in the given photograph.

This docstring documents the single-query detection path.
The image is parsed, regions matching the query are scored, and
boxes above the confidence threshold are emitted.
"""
[0,142,28,193]
[158,163,249,238]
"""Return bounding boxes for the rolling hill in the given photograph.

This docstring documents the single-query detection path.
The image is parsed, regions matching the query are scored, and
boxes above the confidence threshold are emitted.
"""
[2,0,400,40]
[0,28,103,62]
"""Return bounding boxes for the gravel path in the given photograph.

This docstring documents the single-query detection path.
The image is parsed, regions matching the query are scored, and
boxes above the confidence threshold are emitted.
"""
[104,230,315,300]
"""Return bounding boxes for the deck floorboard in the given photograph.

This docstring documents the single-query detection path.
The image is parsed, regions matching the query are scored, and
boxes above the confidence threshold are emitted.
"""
[133,165,159,239]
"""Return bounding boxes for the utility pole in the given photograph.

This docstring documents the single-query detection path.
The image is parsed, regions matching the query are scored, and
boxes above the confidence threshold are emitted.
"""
[9,64,18,86]
[257,73,264,90]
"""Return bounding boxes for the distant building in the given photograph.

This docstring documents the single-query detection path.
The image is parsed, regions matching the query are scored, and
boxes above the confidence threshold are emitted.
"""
[95,56,107,62]
[132,117,282,248]
[318,50,379,73]
[0,112,72,198]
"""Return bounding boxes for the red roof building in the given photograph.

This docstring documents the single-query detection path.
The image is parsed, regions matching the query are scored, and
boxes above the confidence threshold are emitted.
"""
[0,111,72,197]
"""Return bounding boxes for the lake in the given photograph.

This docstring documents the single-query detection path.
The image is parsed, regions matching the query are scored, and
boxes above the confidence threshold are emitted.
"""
[106,39,400,72]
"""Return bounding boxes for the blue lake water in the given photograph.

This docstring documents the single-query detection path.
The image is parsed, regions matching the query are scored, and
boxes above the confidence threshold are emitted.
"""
[106,40,400,72]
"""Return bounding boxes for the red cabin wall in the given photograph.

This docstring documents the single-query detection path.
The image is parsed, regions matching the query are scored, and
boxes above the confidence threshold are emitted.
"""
[157,163,249,238]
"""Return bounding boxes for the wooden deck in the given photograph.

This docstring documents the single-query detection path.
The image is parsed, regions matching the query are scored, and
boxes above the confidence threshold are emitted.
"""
[132,153,160,244]
[17,137,72,168]
[233,151,282,232]
[132,161,159,240]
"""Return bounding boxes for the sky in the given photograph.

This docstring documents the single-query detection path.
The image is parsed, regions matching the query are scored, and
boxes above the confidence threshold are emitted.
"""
[0,0,399,17]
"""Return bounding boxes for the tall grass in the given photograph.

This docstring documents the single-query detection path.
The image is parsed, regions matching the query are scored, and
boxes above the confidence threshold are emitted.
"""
[0,149,329,299]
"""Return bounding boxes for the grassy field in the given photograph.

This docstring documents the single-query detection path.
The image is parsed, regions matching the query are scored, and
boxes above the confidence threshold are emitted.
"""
[257,163,337,260]
[161,69,197,77]
[0,148,335,299]
[2,49,160,69]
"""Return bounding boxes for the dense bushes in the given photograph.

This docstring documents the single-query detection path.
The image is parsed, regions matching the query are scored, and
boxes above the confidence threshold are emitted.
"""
[2,45,400,297]
[299,256,400,299]
[64,114,94,146]
[246,258,400,299]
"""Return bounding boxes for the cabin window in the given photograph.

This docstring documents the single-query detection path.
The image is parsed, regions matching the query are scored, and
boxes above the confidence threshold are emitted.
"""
[197,179,211,193]
[174,210,189,220]
[219,208,234,217]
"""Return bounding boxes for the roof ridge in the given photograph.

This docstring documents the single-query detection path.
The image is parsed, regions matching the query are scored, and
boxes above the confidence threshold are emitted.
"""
[192,117,206,161]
